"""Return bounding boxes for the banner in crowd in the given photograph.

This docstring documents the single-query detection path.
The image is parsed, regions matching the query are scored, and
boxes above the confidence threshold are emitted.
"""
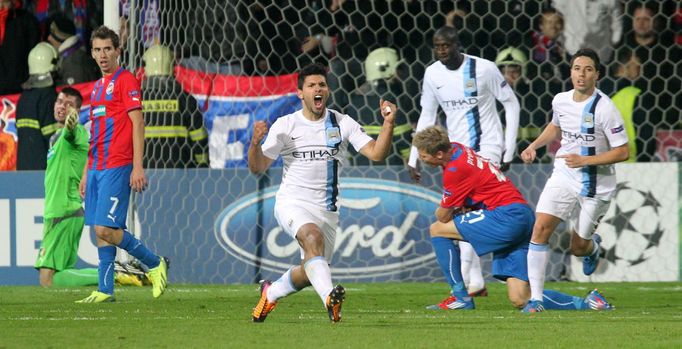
[0,67,299,170]
[173,66,300,168]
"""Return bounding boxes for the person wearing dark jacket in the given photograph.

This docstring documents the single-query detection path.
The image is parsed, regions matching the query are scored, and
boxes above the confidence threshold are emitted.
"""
[16,42,59,170]
[46,14,99,85]
[0,0,40,95]
[142,44,208,168]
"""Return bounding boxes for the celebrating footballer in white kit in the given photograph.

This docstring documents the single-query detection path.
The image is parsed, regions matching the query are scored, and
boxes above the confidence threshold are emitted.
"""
[520,48,629,313]
[407,26,521,297]
[248,63,396,323]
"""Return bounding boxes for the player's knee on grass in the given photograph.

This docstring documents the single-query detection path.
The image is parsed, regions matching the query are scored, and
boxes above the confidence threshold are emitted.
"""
[39,268,55,288]
[506,278,531,309]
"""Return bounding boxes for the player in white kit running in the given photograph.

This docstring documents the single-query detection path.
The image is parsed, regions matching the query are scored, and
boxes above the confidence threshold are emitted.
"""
[520,48,629,313]
[407,26,521,296]
[248,63,397,323]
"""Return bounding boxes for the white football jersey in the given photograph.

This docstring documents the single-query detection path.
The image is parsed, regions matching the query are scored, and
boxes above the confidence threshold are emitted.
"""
[261,108,373,211]
[551,89,628,198]
[408,55,519,167]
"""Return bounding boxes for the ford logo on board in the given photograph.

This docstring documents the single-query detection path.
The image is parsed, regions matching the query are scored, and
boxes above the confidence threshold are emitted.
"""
[214,178,439,280]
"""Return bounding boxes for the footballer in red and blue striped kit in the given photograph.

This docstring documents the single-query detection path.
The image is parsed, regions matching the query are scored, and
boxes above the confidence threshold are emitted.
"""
[76,25,168,304]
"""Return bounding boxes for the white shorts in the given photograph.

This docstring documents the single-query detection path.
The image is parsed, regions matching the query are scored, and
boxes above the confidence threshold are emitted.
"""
[476,145,502,166]
[535,175,611,239]
[274,199,339,261]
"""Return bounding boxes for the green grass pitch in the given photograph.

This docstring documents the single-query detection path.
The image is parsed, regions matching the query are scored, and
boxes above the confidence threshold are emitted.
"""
[1,282,681,348]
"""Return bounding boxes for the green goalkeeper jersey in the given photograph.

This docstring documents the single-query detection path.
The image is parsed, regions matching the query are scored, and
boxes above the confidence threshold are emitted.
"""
[44,124,89,218]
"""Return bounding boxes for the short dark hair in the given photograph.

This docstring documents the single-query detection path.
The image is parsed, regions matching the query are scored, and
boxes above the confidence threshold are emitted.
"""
[297,63,327,89]
[433,26,459,45]
[570,48,601,74]
[90,25,120,49]
[59,87,83,108]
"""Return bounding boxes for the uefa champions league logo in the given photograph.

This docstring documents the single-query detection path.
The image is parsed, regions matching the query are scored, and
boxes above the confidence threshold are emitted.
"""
[214,178,439,280]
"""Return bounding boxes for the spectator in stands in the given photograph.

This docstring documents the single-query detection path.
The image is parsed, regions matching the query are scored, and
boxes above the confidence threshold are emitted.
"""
[16,42,59,170]
[525,8,569,86]
[46,14,99,85]
[0,0,40,95]
[141,44,208,168]
[551,0,623,63]
[180,1,247,74]
[617,2,674,80]
[347,47,415,166]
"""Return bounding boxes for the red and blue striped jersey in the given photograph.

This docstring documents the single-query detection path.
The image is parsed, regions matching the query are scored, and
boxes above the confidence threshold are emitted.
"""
[441,142,526,210]
[87,67,142,170]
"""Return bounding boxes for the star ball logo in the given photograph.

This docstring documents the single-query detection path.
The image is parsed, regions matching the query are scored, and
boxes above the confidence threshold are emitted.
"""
[214,178,439,280]
[597,181,664,270]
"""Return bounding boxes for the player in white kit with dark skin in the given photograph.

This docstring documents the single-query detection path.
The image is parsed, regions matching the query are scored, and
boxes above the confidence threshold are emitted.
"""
[408,26,521,296]
[248,63,397,323]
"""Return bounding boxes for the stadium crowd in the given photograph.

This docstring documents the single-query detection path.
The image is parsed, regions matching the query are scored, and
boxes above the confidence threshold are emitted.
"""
[1,0,680,168]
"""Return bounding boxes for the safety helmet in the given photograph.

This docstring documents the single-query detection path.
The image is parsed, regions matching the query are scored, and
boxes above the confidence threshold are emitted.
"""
[495,47,528,68]
[28,42,58,75]
[143,44,174,76]
[364,47,400,82]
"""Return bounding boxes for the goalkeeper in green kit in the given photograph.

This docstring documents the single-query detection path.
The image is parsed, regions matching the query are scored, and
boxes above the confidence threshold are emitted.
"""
[35,87,145,287]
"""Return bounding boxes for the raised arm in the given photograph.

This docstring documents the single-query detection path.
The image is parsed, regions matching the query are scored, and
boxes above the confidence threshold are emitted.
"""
[247,121,275,174]
[358,99,396,162]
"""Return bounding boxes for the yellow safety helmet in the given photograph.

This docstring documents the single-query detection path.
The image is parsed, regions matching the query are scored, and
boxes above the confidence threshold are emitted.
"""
[28,42,58,75]
[364,47,400,82]
[143,44,174,76]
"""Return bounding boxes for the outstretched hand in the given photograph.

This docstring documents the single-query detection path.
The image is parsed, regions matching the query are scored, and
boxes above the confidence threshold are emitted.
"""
[65,108,79,131]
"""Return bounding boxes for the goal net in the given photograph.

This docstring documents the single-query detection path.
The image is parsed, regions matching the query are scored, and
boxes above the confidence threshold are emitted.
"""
[115,0,679,283]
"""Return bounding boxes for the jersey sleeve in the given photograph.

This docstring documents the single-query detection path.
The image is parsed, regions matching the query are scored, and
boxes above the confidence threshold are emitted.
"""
[341,114,373,152]
[550,97,561,126]
[419,69,440,112]
[261,118,285,160]
[119,73,143,112]
[486,62,516,102]
[441,163,474,209]
[600,101,629,148]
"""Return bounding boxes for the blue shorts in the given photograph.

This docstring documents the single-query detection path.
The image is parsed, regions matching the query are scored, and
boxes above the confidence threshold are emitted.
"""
[454,203,534,281]
[84,165,131,229]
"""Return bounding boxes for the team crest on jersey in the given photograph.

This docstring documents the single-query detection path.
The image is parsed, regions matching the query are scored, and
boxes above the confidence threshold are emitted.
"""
[326,127,341,147]
[582,113,594,128]
[106,81,115,95]
[464,78,477,93]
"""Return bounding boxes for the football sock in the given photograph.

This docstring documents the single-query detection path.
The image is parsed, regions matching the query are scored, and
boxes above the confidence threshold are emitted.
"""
[267,267,299,302]
[303,256,334,304]
[52,268,98,287]
[543,290,586,310]
[460,241,485,291]
[117,230,160,268]
[431,237,468,298]
[98,246,116,295]
[527,242,549,301]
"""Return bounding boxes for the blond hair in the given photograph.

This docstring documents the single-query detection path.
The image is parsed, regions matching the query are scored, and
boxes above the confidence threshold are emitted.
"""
[412,126,451,155]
